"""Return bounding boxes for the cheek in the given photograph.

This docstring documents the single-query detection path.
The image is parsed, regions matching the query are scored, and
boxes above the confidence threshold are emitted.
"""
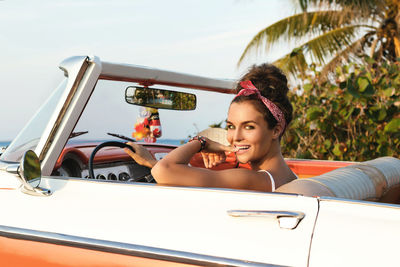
[247,130,264,142]
[251,130,271,148]
[226,131,233,144]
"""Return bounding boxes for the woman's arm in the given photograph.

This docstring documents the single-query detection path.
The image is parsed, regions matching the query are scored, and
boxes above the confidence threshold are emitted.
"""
[153,137,235,166]
[124,139,229,169]
[151,138,272,191]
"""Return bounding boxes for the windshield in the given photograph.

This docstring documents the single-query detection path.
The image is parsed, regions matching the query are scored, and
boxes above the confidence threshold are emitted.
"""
[69,79,232,145]
[0,79,68,163]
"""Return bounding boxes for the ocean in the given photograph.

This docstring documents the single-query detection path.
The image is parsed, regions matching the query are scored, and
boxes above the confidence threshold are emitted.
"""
[0,141,9,147]
[0,139,185,148]
[156,139,187,146]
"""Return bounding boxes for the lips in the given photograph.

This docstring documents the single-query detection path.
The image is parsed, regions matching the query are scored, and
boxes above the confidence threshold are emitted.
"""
[234,145,250,154]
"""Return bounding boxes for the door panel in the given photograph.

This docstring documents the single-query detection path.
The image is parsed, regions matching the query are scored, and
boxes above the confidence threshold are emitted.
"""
[0,178,319,266]
[309,198,400,267]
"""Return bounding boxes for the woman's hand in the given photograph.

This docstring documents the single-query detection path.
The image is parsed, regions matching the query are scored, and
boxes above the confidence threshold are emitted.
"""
[124,142,157,168]
[199,137,237,168]
[201,152,226,168]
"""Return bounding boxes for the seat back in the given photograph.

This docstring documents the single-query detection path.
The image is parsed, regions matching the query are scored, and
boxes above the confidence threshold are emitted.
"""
[278,157,400,202]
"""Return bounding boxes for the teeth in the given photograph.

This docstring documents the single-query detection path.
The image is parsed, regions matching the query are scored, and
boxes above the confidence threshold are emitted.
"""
[235,145,250,150]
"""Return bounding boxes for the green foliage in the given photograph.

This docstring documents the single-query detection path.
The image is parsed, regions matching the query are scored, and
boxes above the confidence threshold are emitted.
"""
[282,59,400,161]
[239,0,400,80]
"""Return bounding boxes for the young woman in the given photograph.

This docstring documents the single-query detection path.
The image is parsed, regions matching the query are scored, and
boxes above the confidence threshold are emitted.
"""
[126,63,297,192]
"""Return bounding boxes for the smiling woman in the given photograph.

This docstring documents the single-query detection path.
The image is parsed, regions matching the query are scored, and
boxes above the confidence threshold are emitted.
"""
[2,55,400,267]
[129,63,297,192]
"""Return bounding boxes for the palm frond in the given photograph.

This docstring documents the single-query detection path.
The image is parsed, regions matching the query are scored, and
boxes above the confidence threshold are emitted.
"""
[271,25,376,79]
[239,0,389,77]
[319,34,369,81]
[303,24,375,63]
[273,48,309,79]
[238,10,371,66]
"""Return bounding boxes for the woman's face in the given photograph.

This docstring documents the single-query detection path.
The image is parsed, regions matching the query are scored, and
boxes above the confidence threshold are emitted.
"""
[226,101,277,165]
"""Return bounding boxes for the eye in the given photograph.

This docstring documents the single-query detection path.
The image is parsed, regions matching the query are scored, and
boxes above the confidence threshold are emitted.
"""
[227,124,235,130]
[244,125,255,130]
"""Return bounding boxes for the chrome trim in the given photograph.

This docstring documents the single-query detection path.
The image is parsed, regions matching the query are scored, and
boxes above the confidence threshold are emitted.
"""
[319,196,400,209]
[0,225,284,267]
[5,164,19,174]
[20,186,51,196]
[0,161,18,171]
[40,56,102,176]
[0,146,6,156]
[227,210,305,218]
[18,150,51,196]
[39,57,90,162]
[227,210,305,230]
[41,175,300,199]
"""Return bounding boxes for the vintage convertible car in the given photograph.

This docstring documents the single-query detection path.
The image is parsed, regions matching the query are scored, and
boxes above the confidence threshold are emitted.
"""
[0,56,400,267]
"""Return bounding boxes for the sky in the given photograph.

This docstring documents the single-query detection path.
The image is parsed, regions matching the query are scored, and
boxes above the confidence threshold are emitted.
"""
[0,0,296,141]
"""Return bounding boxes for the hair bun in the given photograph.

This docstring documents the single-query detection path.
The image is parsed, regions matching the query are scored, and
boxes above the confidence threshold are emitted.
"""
[235,63,293,127]
[236,63,288,101]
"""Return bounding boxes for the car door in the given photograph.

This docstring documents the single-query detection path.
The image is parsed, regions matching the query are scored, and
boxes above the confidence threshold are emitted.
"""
[138,185,319,266]
[0,178,318,267]
[308,197,400,267]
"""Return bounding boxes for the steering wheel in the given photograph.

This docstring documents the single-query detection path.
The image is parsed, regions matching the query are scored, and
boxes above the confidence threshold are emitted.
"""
[88,141,153,182]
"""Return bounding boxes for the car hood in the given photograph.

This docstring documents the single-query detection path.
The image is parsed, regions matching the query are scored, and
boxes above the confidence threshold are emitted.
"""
[0,169,21,189]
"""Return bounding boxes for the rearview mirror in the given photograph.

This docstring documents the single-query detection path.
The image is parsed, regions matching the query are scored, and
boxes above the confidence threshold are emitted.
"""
[125,86,196,110]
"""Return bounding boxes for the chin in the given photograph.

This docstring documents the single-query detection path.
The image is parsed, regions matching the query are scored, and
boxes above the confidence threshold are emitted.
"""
[236,155,250,165]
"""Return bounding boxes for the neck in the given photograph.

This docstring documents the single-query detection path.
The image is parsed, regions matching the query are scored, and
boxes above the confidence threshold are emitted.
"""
[250,139,283,171]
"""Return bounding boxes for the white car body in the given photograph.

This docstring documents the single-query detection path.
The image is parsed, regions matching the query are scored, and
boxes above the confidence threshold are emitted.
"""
[0,56,399,267]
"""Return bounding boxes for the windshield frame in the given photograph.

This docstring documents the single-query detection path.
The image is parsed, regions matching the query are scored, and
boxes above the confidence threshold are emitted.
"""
[0,56,102,176]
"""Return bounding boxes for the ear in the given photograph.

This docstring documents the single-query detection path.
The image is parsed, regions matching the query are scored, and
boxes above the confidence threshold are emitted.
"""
[271,124,283,140]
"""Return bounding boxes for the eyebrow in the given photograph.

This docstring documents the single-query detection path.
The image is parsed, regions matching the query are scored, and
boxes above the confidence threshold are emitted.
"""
[226,120,258,125]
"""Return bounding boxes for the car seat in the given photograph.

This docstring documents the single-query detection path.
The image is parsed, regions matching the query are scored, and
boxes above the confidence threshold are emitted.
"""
[278,157,400,203]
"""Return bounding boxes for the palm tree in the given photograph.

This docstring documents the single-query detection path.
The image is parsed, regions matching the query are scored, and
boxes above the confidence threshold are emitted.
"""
[238,0,400,80]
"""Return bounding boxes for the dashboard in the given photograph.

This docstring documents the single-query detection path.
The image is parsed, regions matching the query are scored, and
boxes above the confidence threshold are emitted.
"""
[52,142,175,183]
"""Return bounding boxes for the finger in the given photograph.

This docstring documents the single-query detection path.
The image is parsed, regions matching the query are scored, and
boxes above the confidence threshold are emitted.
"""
[220,153,226,162]
[214,153,221,164]
[213,154,220,166]
[209,153,216,168]
[125,142,134,152]
[220,144,238,153]
[127,142,138,150]
[202,153,209,168]
[124,148,135,158]
[220,152,227,162]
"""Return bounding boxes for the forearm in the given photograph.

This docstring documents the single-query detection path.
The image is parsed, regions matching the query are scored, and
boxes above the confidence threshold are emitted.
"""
[159,140,201,165]
[151,141,201,184]
[151,138,236,186]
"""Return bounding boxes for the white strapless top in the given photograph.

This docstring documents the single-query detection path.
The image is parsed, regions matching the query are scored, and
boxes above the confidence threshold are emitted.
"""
[258,170,275,192]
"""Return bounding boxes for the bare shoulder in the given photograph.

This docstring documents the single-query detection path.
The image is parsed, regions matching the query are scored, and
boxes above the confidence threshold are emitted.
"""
[214,168,273,192]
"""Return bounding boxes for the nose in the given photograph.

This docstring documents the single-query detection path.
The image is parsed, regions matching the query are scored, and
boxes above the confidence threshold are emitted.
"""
[228,128,243,143]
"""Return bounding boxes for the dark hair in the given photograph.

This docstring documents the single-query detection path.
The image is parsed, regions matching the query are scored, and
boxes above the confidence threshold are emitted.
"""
[232,63,293,134]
